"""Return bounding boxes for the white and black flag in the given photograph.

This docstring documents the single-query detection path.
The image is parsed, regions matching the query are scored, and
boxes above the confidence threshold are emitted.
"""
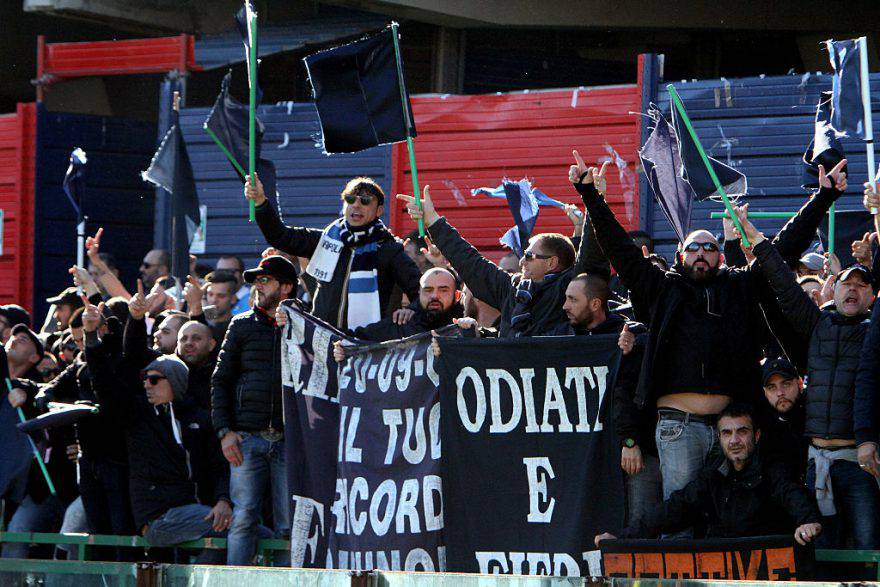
[281,303,448,572]
[436,335,625,577]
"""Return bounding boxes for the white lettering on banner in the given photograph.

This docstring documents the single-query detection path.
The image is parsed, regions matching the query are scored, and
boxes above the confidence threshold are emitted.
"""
[331,476,445,536]
[353,354,373,393]
[337,406,362,463]
[382,406,441,465]
[475,551,582,576]
[395,346,417,390]
[455,366,610,433]
[523,457,555,523]
[327,547,445,571]
[281,308,306,392]
[289,494,325,567]
[456,367,486,432]
[488,369,523,433]
[582,550,603,578]
[303,326,332,400]
[338,343,436,393]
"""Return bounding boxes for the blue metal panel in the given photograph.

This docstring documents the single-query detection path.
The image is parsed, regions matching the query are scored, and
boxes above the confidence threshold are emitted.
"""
[33,105,156,320]
[177,102,392,269]
[646,72,880,262]
[194,8,387,71]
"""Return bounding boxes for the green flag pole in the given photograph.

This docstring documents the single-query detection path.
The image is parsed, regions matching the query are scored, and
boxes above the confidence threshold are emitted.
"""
[667,84,750,247]
[390,22,424,237]
[247,11,258,222]
[203,125,247,178]
[828,203,836,254]
[710,211,794,219]
[5,379,55,496]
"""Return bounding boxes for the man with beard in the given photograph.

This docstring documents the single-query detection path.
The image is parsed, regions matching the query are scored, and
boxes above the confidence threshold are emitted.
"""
[328,268,463,362]
[594,403,822,544]
[211,256,295,566]
[739,209,880,549]
[572,151,848,538]
[759,358,807,481]
[247,175,421,331]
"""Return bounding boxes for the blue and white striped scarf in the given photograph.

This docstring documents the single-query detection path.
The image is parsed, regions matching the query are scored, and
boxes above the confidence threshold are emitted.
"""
[306,218,387,329]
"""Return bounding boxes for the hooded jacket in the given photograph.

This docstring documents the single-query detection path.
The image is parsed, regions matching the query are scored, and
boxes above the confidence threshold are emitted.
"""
[85,333,229,528]
[254,202,421,329]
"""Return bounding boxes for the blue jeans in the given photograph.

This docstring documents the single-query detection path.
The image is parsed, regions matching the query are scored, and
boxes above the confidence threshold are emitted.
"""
[56,497,88,559]
[1,495,65,559]
[807,457,880,549]
[145,503,225,565]
[626,453,663,528]
[227,432,289,566]
[655,416,718,538]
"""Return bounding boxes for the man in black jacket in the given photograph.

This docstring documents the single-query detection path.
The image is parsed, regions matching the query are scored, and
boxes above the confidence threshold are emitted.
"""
[246,175,421,331]
[739,209,880,549]
[571,151,847,536]
[759,357,808,481]
[329,268,463,359]
[84,299,231,563]
[212,255,295,566]
[398,186,590,337]
[595,403,822,544]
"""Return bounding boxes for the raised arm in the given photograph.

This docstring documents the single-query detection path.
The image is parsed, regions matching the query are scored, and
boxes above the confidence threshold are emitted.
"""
[773,161,847,267]
[570,151,664,312]
[123,280,159,369]
[86,228,132,299]
[398,186,513,310]
[737,206,821,340]
[246,175,322,257]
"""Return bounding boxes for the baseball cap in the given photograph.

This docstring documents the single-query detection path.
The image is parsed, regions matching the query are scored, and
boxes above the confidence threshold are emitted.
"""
[11,324,45,357]
[0,305,30,329]
[46,287,84,308]
[798,253,825,272]
[243,255,298,284]
[761,357,799,387]
[837,264,873,285]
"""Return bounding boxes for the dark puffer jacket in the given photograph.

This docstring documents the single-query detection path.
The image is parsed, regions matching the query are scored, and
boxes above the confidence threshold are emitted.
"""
[254,202,421,329]
[211,307,283,433]
[753,240,871,440]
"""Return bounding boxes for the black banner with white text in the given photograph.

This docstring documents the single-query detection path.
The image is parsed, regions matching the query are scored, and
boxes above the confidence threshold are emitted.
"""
[436,335,624,576]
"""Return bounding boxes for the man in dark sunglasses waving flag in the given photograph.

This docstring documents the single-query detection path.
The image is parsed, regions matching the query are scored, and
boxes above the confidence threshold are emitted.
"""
[570,149,848,538]
[246,175,420,331]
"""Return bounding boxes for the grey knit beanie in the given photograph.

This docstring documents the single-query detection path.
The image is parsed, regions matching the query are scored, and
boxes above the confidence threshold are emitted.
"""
[144,355,189,401]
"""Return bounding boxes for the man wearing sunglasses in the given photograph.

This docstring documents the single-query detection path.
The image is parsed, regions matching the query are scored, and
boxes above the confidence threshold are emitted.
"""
[571,150,849,537]
[245,175,420,331]
[397,187,588,337]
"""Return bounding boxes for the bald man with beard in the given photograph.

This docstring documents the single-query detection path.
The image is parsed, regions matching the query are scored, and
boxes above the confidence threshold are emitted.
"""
[571,151,848,537]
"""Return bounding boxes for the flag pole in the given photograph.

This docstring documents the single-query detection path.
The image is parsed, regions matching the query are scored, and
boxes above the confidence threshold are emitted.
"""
[5,379,56,496]
[390,22,424,237]
[203,125,247,178]
[247,9,258,223]
[858,37,880,236]
[710,211,793,219]
[667,84,750,247]
[172,91,184,308]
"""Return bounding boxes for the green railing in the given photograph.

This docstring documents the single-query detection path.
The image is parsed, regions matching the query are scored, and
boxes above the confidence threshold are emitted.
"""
[815,548,880,580]
[0,531,289,563]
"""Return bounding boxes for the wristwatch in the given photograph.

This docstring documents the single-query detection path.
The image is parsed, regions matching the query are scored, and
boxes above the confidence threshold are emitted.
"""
[217,427,231,440]
[623,438,636,448]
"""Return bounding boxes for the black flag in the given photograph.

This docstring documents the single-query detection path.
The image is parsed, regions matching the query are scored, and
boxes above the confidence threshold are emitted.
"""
[304,26,417,154]
[670,97,747,201]
[803,91,847,189]
[142,110,201,286]
[640,107,694,242]
[826,38,866,139]
[819,209,874,268]
[203,71,277,201]
[62,148,87,219]
[234,0,262,104]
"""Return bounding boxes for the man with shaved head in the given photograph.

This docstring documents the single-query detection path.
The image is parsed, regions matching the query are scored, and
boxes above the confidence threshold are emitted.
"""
[176,321,217,410]
[570,150,849,537]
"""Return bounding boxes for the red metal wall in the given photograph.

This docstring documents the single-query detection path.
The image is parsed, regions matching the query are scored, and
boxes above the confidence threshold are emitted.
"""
[0,104,36,312]
[390,86,642,260]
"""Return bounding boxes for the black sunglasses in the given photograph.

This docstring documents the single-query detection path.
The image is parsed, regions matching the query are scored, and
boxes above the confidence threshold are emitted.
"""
[142,374,167,385]
[683,242,719,253]
[343,194,374,206]
[522,251,553,261]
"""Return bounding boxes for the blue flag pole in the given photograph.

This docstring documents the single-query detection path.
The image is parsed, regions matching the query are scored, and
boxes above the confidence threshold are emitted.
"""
[390,22,424,237]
